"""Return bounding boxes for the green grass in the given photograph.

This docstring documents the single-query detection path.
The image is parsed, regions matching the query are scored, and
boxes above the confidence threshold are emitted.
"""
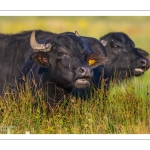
[0,16,150,134]
[0,70,150,134]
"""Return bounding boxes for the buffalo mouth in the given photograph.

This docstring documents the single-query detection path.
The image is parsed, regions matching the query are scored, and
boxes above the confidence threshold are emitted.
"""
[134,68,145,76]
[74,78,90,89]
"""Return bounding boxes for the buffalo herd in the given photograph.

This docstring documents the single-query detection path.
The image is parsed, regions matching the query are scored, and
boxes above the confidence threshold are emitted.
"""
[0,29,149,107]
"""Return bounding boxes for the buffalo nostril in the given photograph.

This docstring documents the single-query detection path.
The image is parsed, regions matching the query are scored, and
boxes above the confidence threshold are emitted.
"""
[77,66,93,77]
[141,59,146,66]
[79,67,86,74]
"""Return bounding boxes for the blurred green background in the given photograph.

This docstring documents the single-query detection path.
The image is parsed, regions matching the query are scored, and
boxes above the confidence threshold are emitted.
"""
[0,16,150,58]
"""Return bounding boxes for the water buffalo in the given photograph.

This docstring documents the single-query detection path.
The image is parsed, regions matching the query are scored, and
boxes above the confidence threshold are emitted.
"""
[0,30,56,94]
[69,31,109,99]
[100,32,150,81]
[0,30,108,107]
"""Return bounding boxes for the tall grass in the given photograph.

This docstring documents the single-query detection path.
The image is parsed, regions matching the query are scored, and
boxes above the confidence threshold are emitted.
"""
[0,16,150,134]
[0,70,149,134]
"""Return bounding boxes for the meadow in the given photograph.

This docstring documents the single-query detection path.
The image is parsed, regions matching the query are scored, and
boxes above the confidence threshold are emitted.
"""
[0,16,150,134]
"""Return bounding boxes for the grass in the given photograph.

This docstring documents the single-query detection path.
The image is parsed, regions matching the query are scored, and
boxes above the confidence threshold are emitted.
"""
[0,16,150,134]
[0,70,149,134]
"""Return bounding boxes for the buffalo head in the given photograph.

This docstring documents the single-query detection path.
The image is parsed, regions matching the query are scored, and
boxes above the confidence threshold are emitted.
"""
[29,31,108,90]
[100,32,150,80]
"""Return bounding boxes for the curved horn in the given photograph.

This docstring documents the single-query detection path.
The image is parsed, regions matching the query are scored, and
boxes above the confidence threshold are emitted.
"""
[75,31,80,37]
[30,31,51,52]
[100,39,107,46]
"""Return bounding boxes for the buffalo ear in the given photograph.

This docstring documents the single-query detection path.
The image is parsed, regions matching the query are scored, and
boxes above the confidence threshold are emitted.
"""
[86,53,109,68]
[29,52,49,67]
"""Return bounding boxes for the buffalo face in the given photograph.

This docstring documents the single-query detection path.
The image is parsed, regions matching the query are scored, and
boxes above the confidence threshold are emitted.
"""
[100,32,150,79]
[30,31,108,90]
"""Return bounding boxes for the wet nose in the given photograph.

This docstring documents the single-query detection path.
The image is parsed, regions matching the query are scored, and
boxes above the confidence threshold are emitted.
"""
[76,66,93,78]
[139,58,150,68]
[140,59,147,66]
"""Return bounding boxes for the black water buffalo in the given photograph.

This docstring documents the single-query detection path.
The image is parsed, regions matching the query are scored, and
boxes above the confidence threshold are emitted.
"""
[0,30,56,94]
[0,30,108,106]
[69,31,109,99]
[65,31,109,88]
[99,32,150,81]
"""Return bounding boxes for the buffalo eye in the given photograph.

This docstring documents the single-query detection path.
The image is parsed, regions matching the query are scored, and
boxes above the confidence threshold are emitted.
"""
[113,45,123,51]
[127,41,135,48]
[57,51,64,57]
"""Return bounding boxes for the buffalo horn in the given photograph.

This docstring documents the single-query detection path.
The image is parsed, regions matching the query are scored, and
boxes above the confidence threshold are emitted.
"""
[100,40,108,46]
[30,31,51,52]
[75,31,80,37]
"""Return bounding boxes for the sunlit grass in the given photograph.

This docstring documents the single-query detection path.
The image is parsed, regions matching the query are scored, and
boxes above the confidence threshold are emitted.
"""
[0,70,149,134]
